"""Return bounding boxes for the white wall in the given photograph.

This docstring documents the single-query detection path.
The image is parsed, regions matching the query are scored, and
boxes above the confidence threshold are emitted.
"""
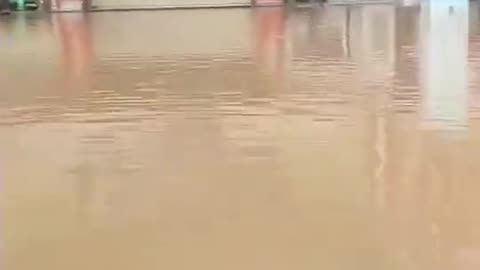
[92,0,251,10]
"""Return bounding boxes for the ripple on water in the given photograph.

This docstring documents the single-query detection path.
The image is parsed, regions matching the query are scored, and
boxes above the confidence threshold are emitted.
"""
[3,5,480,270]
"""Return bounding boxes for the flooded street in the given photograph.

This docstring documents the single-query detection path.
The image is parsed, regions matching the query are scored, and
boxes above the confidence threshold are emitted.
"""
[2,2,480,269]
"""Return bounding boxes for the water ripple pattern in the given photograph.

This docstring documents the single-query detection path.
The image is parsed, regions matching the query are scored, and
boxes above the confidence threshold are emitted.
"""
[2,4,480,270]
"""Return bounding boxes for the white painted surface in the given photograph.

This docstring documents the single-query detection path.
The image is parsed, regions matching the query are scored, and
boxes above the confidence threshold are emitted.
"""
[92,0,251,10]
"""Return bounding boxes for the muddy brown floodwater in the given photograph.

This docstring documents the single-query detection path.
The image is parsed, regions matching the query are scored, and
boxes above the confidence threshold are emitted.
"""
[1,2,480,269]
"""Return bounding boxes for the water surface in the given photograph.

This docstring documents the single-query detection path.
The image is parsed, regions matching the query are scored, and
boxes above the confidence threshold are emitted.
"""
[2,3,480,269]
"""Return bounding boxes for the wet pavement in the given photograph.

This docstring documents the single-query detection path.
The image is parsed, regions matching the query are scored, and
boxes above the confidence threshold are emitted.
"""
[1,2,480,269]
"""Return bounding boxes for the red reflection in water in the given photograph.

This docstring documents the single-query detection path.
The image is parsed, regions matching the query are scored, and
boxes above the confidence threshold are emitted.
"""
[53,14,94,88]
[253,8,286,79]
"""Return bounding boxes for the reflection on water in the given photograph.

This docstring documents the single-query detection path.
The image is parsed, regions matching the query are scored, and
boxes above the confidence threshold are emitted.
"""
[1,4,480,270]
[421,0,469,130]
